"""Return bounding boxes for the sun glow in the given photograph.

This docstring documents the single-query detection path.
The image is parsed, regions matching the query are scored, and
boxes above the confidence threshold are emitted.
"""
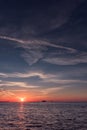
[19,97,25,102]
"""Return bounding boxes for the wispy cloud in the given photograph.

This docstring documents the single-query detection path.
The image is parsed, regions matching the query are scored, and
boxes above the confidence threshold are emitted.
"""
[0,80,29,88]
[42,78,87,84]
[0,35,77,66]
[0,70,87,85]
[0,71,54,79]
[20,39,77,65]
[0,80,41,93]
[43,52,87,65]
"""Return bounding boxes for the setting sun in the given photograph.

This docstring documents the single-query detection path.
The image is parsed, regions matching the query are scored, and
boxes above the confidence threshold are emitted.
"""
[20,97,25,102]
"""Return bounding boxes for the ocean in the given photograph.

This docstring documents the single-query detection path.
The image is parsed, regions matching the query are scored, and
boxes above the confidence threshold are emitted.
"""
[0,102,87,130]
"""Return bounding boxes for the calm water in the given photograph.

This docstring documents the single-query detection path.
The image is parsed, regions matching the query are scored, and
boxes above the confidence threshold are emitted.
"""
[0,102,87,130]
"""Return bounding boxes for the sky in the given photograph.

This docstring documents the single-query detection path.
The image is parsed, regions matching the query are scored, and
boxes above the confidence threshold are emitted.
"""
[0,0,87,102]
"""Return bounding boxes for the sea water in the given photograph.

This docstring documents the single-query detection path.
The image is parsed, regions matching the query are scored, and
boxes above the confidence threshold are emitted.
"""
[0,102,87,130]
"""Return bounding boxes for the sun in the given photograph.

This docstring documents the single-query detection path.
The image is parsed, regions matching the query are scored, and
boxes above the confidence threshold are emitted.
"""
[20,97,25,102]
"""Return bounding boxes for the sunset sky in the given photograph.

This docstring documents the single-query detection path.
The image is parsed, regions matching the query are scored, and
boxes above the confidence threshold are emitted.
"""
[0,0,87,102]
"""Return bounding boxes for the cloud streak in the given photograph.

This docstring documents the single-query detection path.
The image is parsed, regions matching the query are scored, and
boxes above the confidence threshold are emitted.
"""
[43,52,87,65]
[0,71,54,79]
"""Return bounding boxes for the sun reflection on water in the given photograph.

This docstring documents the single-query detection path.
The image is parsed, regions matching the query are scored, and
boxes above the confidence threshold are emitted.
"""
[17,103,26,129]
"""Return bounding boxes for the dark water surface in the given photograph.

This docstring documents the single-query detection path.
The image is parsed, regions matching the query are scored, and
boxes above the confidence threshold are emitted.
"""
[0,102,87,130]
